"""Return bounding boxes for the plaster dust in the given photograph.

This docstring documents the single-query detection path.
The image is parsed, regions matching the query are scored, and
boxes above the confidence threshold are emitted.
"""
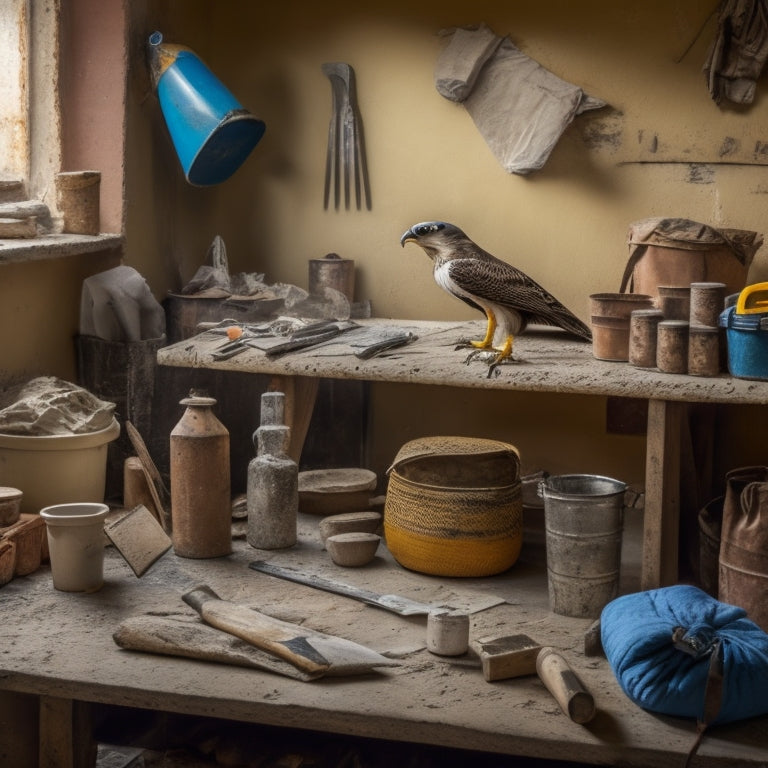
[4,504,768,765]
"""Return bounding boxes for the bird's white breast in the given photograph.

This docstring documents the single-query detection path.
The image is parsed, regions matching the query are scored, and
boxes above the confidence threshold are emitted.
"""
[435,260,524,343]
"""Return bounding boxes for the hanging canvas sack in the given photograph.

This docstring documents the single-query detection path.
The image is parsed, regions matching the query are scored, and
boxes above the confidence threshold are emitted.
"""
[718,465,768,633]
[620,217,762,300]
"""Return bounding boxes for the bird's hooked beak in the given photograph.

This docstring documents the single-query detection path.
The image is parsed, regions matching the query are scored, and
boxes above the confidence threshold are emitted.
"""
[400,227,417,247]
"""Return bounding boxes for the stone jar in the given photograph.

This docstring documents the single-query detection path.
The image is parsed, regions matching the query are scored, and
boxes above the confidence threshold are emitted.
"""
[247,392,298,550]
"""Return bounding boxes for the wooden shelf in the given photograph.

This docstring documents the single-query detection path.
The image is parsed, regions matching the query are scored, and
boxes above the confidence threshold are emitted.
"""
[0,233,123,264]
[157,318,768,590]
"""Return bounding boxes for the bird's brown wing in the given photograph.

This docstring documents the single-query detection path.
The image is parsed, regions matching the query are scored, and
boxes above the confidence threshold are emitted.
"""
[447,257,592,341]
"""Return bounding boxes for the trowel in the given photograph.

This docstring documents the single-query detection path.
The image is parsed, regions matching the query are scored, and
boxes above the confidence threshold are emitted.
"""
[181,584,398,677]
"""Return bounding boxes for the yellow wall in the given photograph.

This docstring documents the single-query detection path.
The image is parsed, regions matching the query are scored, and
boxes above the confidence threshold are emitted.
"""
[6,0,758,491]
[126,1,768,299]
[122,0,768,487]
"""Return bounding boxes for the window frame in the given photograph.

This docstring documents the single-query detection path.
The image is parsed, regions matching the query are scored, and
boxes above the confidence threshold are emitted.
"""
[0,0,122,260]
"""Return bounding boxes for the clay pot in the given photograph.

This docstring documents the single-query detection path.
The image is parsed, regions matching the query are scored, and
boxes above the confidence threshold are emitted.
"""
[298,468,377,516]
[0,487,22,526]
[319,510,382,545]
[589,293,654,362]
[326,532,380,566]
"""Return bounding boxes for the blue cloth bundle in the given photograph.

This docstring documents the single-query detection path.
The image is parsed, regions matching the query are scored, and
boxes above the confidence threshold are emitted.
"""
[601,585,768,724]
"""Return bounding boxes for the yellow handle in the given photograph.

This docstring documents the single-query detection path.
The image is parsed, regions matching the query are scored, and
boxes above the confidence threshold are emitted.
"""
[736,282,768,314]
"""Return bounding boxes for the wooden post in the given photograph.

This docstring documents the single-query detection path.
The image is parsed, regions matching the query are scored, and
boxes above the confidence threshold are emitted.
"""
[39,696,94,768]
[0,690,38,767]
[270,374,319,464]
[642,399,684,589]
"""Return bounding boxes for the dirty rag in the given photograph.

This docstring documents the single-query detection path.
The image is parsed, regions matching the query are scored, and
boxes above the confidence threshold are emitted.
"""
[703,0,768,105]
[434,25,606,174]
[80,265,166,342]
[434,23,503,102]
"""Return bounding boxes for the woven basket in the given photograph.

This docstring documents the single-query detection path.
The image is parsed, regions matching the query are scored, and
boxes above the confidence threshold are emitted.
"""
[384,436,522,577]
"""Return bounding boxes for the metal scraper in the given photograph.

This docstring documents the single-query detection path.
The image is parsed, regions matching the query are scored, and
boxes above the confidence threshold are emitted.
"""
[249,560,450,616]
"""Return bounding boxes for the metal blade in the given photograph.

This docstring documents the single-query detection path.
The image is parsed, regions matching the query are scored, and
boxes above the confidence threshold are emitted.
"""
[344,64,371,210]
[249,560,446,616]
[322,64,342,210]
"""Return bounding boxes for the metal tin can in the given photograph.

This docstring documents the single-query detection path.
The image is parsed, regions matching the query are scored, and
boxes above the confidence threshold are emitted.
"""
[658,285,691,321]
[688,324,721,377]
[629,309,664,368]
[308,253,355,301]
[690,282,727,327]
[656,320,689,374]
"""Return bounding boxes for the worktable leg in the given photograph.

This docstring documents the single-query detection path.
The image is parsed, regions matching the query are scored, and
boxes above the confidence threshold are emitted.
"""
[270,375,319,464]
[642,399,684,590]
[0,690,38,767]
[39,696,95,768]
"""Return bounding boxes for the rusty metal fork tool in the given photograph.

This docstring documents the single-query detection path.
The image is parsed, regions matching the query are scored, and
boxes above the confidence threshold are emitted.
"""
[322,62,371,211]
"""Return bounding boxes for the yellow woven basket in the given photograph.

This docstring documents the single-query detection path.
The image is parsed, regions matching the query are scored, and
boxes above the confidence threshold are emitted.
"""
[384,436,522,577]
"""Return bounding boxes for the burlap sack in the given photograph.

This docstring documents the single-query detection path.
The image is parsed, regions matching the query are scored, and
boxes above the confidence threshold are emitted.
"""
[620,217,762,300]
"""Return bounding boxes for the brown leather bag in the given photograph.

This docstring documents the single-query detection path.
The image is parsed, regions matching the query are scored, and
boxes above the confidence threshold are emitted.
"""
[719,466,768,632]
[620,218,762,300]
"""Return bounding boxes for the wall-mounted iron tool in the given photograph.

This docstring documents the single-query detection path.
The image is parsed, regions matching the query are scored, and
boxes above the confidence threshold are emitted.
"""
[322,63,371,211]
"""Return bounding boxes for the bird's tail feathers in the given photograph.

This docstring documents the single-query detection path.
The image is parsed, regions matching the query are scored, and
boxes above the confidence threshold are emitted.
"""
[531,311,592,341]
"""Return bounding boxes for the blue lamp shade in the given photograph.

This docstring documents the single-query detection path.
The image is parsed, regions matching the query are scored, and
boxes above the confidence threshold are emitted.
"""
[149,32,265,186]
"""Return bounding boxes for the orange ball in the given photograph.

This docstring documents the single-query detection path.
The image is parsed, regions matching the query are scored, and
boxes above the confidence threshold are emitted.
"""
[226,326,243,340]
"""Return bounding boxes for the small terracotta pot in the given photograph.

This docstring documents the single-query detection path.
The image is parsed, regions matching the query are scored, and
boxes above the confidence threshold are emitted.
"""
[589,293,654,361]
[326,532,380,566]
[0,487,22,526]
[658,285,691,320]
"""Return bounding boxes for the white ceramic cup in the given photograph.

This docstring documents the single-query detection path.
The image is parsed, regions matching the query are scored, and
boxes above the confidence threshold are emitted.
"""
[40,502,109,592]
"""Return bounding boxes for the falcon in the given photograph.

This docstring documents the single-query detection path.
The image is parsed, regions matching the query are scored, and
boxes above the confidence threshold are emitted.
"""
[400,221,591,364]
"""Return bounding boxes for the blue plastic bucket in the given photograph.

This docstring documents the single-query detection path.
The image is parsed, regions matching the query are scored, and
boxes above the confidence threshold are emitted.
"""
[149,32,265,186]
[719,305,768,380]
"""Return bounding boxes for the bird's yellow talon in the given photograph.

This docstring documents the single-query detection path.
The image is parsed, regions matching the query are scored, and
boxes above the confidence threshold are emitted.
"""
[496,336,513,360]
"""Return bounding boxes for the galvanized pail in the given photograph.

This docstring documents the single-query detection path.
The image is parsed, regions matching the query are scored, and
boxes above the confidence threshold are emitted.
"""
[539,474,626,618]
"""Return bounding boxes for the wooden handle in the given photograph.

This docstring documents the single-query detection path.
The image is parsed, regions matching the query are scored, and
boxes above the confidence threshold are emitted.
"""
[182,585,330,676]
[536,647,596,724]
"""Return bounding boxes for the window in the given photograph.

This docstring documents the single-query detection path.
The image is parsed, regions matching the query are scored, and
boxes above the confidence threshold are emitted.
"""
[0,0,121,260]
[0,0,60,202]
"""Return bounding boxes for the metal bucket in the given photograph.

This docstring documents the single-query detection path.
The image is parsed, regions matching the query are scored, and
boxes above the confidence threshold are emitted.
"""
[539,474,626,618]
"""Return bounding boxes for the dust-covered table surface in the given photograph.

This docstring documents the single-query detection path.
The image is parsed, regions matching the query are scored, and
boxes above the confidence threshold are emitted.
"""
[1,511,767,767]
[157,318,768,405]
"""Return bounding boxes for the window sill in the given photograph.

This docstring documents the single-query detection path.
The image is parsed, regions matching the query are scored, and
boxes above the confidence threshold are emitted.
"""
[0,233,124,264]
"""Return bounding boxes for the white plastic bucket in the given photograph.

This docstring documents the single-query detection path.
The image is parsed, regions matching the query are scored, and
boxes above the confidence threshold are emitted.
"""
[40,502,109,592]
[0,419,119,513]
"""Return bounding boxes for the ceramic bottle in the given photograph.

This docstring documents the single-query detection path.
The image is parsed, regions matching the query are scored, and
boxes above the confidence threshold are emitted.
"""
[170,392,231,558]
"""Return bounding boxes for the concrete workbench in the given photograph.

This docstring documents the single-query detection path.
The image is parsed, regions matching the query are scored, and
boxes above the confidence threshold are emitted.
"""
[1,512,767,768]
[157,317,768,591]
